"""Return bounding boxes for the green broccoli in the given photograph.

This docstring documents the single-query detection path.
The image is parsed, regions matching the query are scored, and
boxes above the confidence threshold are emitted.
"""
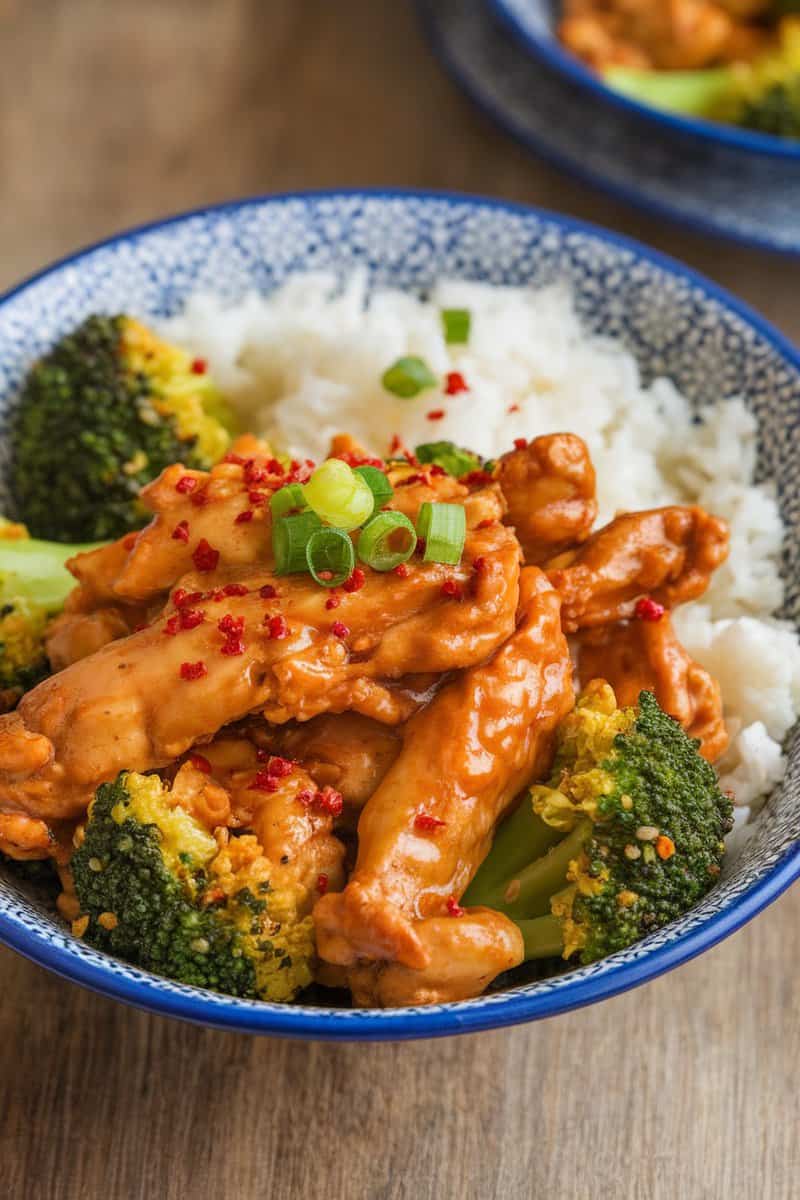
[70,771,315,1002]
[464,684,733,965]
[415,441,482,477]
[0,520,101,708]
[604,17,800,139]
[10,315,237,543]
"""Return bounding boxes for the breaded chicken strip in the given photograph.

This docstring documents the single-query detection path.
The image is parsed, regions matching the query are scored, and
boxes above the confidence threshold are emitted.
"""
[546,506,729,632]
[577,613,728,762]
[314,567,573,1002]
[493,434,597,564]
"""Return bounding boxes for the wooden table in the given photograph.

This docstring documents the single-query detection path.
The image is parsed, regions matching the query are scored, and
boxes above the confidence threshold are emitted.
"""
[1,2,798,1196]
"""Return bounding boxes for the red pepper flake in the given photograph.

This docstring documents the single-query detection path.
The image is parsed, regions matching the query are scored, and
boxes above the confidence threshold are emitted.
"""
[414,813,447,833]
[173,588,204,609]
[634,597,666,622]
[317,569,334,582]
[325,594,341,610]
[441,579,463,600]
[514,437,528,450]
[190,357,207,375]
[317,873,329,896]
[266,614,289,640]
[248,769,279,793]
[335,451,385,469]
[179,608,205,631]
[244,462,269,486]
[477,518,494,530]
[223,452,247,466]
[235,510,254,525]
[267,458,284,475]
[163,615,181,637]
[171,519,190,543]
[179,660,207,682]
[223,582,249,597]
[220,638,245,656]
[398,472,425,487]
[190,754,212,775]
[426,409,445,422]
[267,756,294,778]
[472,556,487,575]
[192,538,220,573]
[331,620,350,639]
[507,403,520,414]
[248,491,267,507]
[296,788,315,807]
[429,464,447,477]
[259,584,277,600]
[342,567,365,594]
[210,588,227,602]
[444,371,469,395]
[315,786,344,817]
[446,896,465,918]
[394,563,410,578]
[190,489,209,508]
[462,470,493,487]
[175,475,198,495]
[218,614,245,638]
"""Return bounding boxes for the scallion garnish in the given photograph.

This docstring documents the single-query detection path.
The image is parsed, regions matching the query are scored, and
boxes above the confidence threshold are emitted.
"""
[353,465,393,515]
[417,502,466,566]
[441,308,471,345]
[270,483,308,519]
[358,512,417,571]
[381,356,438,399]
[303,459,374,531]
[273,511,323,575]
[306,527,355,588]
[416,441,481,478]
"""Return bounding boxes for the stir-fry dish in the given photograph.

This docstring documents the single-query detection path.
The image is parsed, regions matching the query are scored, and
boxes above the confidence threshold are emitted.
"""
[559,0,800,138]
[0,314,737,1008]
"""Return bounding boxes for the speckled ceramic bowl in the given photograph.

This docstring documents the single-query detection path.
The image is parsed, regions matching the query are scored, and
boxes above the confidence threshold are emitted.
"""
[0,191,798,1040]
[489,0,800,161]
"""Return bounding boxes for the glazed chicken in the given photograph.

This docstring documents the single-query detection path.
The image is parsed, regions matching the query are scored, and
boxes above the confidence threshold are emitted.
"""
[314,567,574,1004]
[546,506,729,632]
[577,613,728,762]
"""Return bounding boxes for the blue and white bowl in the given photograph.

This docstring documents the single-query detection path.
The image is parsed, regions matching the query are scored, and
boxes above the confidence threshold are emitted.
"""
[0,191,798,1040]
[490,0,800,161]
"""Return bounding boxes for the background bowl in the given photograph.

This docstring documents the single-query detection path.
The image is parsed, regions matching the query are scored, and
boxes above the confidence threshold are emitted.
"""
[0,190,798,1040]
[489,0,800,161]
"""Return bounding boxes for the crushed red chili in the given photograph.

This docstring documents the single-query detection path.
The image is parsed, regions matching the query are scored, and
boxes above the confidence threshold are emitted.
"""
[342,567,365,594]
[179,608,205,630]
[394,563,410,578]
[190,490,209,508]
[508,403,520,414]
[244,462,269,486]
[325,594,341,610]
[634,597,666,622]
[296,788,315,806]
[414,813,447,832]
[267,458,284,475]
[429,464,447,477]
[171,520,190,543]
[266,614,289,640]
[179,660,207,681]
[218,614,245,638]
[220,638,245,656]
[315,786,344,817]
[472,556,487,575]
[190,754,212,774]
[267,756,294,778]
[331,620,350,639]
[190,357,207,375]
[192,538,220,573]
[163,615,181,637]
[513,437,528,450]
[223,452,247,466]
[222,582,249,597]
[235,510,254,525]
[446,896,465,918]
[259,584,277,600]
[426,409,445,421]
[462,470,493,487]
[444,371,469,395]
[248,769,279,793]
[173,588,204,609]
[441,579,463,600]
[175,475,198,495]
[248,491,268,507]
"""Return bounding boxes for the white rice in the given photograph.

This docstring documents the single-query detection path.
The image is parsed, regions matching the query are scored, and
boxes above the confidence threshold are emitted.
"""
[161,272,800,829]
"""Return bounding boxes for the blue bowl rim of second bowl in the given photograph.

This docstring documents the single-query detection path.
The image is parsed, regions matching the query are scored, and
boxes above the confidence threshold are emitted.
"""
[488,0,800,162]
[0,187,798,1040]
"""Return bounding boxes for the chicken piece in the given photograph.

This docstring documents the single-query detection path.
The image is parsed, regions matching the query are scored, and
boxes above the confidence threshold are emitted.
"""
[173,739,346,910]
[314,566,573,997]
[0,511,520,828]
[252,712,403,811]
[347,910,524,1007]
[546,506,729,633]
[45,601,145,671]
[0,812,52,859]
[494,434,597,564]
[577,613,728,761]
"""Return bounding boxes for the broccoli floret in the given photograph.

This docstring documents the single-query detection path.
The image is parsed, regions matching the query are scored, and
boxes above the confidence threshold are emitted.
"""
[464,683,733,965]
[10,315,237,543]
[70,772,314,1002]
[604,18,800,139]
[415,441,482,477]
[0,520,101,708]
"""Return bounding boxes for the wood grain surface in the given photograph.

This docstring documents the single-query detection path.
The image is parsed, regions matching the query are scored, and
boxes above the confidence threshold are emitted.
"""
[0,2,798,1197]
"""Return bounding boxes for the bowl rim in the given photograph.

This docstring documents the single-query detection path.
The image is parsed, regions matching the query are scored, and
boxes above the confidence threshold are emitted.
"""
[0,187,798,1041]
[488,0,800,162]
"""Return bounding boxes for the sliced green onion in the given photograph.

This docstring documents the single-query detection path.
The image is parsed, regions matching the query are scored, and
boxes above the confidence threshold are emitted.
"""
[417,502,466,565]
[273,511,322,574]
[416,441,481,478]
[441,308,471,345]
[353,465,393,515]
[306,527,355,588]
[270,483,308,519]
[303,459,374,531]
[381,356,438,399]
[358,512,417,571]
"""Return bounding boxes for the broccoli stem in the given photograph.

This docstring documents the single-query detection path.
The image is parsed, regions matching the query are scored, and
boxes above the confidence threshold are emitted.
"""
[603,66,734,117]
[465,816,590,921]
[463,796,562,910]
[0,536,103,610]
[516,915,564,961]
